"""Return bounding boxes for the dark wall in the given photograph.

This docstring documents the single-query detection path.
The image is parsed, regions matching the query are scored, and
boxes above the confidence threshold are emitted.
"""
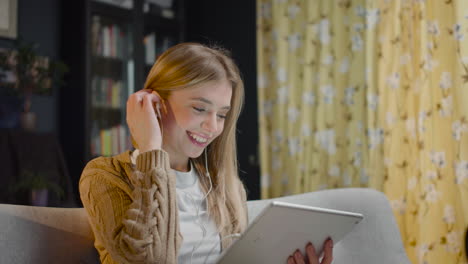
[1,0,260,201]
[185,0,260,200]
[0,0,61,133]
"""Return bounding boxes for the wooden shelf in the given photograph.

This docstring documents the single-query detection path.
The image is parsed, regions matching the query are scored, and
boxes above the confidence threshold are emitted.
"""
[90,1,132,21]
[91,56,125,79]
[91,106,123,112]
[144,13,179,33]
[91,107,122,128]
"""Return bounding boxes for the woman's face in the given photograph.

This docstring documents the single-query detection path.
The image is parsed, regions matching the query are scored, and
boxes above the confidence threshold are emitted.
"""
[161,80,233,163]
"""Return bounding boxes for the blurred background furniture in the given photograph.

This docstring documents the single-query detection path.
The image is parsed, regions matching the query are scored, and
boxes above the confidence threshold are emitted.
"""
[0,128,76,207]
[0,188,410,264]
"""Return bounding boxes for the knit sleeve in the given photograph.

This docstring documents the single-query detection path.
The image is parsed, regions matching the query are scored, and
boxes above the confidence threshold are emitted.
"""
[79,150,180,264]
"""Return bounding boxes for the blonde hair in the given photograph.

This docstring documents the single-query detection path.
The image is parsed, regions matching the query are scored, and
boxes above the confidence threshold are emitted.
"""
[143,42,248,234]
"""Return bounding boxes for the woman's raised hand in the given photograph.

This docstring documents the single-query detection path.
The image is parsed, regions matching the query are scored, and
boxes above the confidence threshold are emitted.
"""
[126,89,164,153]
[287,239,333,264]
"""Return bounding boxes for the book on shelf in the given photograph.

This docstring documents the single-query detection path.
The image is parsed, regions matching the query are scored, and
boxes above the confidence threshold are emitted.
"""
[91,76,123,108]
[102,26,110,57]
[143,33,178,67]
[91,124,131,157]
[91,16,101,57]
[146,0,173,9]
[127,59,134,96]
[91,15,127,59]
[157,35,175,57]
[93,0,133,9]
[143,0,175,19]
[144,32,156,65]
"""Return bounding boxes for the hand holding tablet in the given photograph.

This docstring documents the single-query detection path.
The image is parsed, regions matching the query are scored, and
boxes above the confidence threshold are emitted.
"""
[287,238,334,264]
[217,201,364,264]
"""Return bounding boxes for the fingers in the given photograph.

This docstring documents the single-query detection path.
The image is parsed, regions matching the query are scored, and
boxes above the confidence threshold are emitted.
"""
[287,240,333,264]
[152,91,167,114]
[141,90,164,116]
[293,250,306,264]
[130,89,157,101]
[306,243,319,264]
[126,89,161,133]
[127,90,145,112]
[321,239,333,264]
[288,240,333,264]
[287,250,306,264]
[128,90,160,110]
[143,92,157,112]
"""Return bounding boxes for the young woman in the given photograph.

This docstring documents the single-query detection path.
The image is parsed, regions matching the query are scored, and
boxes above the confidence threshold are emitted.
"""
[79,43,333,264]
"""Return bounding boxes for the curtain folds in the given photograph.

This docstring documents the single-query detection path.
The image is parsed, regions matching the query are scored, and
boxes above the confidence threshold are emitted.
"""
[257,0,468,263]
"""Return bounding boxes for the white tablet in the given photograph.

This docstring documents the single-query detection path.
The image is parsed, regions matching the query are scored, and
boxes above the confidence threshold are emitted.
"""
[216,201,364,264]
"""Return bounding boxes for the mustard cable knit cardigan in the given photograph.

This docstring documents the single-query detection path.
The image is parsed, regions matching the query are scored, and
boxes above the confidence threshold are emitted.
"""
[79,149,242,264]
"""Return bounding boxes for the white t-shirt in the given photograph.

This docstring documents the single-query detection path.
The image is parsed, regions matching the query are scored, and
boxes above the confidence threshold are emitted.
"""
[131,150,221,264]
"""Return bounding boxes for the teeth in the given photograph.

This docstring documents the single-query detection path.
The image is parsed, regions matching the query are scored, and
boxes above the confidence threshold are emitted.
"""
[189,132,207,143]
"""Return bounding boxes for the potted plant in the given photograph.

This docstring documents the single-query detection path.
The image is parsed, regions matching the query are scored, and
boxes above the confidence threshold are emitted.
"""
[0,38,68,130]
[10,169,65,206]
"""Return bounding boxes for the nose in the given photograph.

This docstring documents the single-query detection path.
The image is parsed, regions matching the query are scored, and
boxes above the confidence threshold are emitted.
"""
[201,113,218,134]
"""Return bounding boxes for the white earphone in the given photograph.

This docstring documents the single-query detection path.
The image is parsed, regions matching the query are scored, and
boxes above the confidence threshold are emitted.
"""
[181,149,213,264]
[183,149,241,264]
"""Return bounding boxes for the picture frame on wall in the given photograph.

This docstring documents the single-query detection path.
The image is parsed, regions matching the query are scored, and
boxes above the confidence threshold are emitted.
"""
[0,0,18,39]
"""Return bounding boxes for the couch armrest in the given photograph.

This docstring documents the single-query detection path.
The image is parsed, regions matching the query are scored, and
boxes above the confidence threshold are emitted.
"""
[0,204,99,264]
[246,188,410,264]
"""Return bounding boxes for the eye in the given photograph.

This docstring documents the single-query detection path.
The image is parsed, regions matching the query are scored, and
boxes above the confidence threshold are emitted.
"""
[217,114,227,120]
[193,107,206,113]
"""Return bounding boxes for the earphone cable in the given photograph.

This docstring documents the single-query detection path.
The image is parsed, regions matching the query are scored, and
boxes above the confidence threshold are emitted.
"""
[203,233,242,264]
[187,149,213,264]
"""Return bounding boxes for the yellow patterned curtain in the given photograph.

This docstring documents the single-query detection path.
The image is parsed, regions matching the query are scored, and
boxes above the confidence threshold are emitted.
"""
[380,1,468,263]
[257,0,383,196]
[257,0,468,263]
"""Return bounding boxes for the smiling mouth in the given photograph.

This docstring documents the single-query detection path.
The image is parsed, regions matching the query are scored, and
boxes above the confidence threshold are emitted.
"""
[187,131,209,146]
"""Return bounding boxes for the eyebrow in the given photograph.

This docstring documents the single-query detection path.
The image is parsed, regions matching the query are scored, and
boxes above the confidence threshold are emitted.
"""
[191,97,231,110]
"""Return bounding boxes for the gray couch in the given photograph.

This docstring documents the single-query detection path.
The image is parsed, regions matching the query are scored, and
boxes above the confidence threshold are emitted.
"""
[0,188,410,264]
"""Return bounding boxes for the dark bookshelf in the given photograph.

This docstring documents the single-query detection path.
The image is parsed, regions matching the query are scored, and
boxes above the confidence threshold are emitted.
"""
[90,1,132,19]
[91,57,125,78]
[59,0,185,204]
